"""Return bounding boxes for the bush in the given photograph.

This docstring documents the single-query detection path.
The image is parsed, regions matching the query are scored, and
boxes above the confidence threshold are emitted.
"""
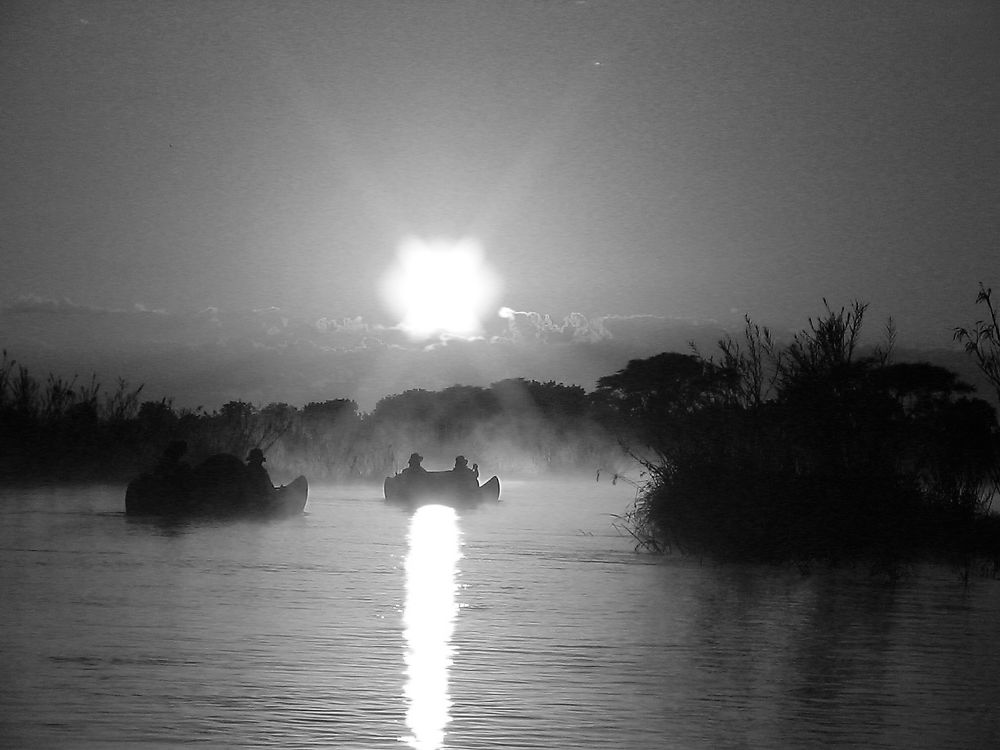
[624,301,1000,570]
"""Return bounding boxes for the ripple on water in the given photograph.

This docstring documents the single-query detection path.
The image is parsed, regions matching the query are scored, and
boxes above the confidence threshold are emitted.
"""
[2,482,1000,748]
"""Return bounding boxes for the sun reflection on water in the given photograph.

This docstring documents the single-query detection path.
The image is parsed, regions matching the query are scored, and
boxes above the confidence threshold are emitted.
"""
[401,504,462,750]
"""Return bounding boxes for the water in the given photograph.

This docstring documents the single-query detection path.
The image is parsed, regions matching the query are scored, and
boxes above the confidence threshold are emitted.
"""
[2,479,1000,748]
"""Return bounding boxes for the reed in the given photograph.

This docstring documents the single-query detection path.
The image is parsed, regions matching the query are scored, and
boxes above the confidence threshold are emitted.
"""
[0,353,631,483]
[623,300,1000,573]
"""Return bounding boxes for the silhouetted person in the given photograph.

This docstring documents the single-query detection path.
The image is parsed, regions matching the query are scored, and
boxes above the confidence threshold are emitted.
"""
[150,440,193,512]
[245,447,274,499]
[154,440,191,483]
[451,455,479,490]
[401,452,426,477]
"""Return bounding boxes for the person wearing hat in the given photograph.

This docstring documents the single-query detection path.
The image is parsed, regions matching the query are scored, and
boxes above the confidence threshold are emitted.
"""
[245,447,275,498]
[152,440,193,509]
[401,452,426,477]
[155,440,190,481]
[451,455,479,490]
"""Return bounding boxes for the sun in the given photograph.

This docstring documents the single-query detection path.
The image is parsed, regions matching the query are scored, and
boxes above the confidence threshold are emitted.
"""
[379,237,502,339]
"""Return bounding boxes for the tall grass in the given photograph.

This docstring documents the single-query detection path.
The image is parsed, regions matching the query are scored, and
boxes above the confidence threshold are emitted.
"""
[0,351,146,480]
[622,302,1000,573]
[0,352,632,484]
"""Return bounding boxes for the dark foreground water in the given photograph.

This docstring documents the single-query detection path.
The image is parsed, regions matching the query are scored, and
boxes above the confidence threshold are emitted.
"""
[2,479,1000,749]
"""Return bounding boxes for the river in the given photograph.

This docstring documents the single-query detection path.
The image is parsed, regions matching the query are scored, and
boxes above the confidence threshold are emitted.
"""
[2,478,999,748]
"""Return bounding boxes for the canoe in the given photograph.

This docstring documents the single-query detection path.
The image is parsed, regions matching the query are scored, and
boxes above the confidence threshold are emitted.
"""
[125,453,308,518]
[384,470,501,505]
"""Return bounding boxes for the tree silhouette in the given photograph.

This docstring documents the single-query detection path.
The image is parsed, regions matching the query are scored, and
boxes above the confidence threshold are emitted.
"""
[955,283,1000,405]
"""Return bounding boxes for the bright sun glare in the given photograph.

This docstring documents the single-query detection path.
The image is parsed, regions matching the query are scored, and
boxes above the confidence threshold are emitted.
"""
[380,237,502,340]
[403,505,461,750]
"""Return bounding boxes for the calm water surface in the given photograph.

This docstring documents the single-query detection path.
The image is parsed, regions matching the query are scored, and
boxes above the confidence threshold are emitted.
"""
[2,479,1000,748]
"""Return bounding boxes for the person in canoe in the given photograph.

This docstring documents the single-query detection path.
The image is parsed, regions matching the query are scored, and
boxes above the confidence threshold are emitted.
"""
[245,447,275,500]
[451,455,479,491]
[401,452,427,477]
[153,440,192,487]
[144,440,194,511]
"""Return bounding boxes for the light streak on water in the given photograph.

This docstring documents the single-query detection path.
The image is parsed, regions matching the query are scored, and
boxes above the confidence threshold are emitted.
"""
[401,504,462,750]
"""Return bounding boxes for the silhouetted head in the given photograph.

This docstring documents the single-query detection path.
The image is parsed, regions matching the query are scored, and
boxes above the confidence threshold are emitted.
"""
[164,440,187,460]
[246,448,266,464]
[455,455,468,467]
[408,452,423,466]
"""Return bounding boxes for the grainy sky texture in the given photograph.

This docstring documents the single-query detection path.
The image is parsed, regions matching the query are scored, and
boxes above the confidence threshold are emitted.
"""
[2,1,998,407]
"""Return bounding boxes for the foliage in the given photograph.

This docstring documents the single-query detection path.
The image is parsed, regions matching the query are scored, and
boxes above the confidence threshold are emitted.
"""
[9,286,998,578]
[623,302,1000,570]
[0,350,146,480]
[0,354,629,483]
[362,379,622,478]
[954,283,1000,407]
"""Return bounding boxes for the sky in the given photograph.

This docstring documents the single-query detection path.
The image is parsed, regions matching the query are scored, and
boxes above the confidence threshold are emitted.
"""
[2,1,998,411]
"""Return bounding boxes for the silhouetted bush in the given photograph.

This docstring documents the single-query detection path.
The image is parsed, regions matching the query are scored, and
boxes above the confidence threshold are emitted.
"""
[0,351,630,484]
[0,351,149,479]
[620,302,1000,572]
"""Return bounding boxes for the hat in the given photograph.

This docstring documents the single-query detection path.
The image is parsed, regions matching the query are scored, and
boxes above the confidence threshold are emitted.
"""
[408,452,423,464]
[246,448,265,463]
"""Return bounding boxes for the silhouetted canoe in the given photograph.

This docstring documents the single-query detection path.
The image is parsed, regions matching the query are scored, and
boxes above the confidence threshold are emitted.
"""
[125,453,308,518]
[384,471,501,505]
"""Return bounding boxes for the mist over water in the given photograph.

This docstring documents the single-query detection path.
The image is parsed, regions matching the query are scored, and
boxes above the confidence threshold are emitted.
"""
[2,480,1000,748]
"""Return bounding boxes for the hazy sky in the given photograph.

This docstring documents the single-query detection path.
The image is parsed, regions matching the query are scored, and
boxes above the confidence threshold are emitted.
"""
[2,1,998,408]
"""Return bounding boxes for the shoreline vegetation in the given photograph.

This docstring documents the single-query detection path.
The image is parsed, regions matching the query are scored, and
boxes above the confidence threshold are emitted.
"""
[612,289,1000,577]
[3,288,1000,575]
[0,349,631,484]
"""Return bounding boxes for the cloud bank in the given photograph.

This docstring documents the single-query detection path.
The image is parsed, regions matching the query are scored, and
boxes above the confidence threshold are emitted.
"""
[4,295,980,412]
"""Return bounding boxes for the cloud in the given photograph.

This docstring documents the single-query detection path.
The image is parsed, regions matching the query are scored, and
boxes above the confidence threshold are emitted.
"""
[495,306,611,344]
[492,307,730,350]
[1,296,744,411]
[2,295,133,316]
